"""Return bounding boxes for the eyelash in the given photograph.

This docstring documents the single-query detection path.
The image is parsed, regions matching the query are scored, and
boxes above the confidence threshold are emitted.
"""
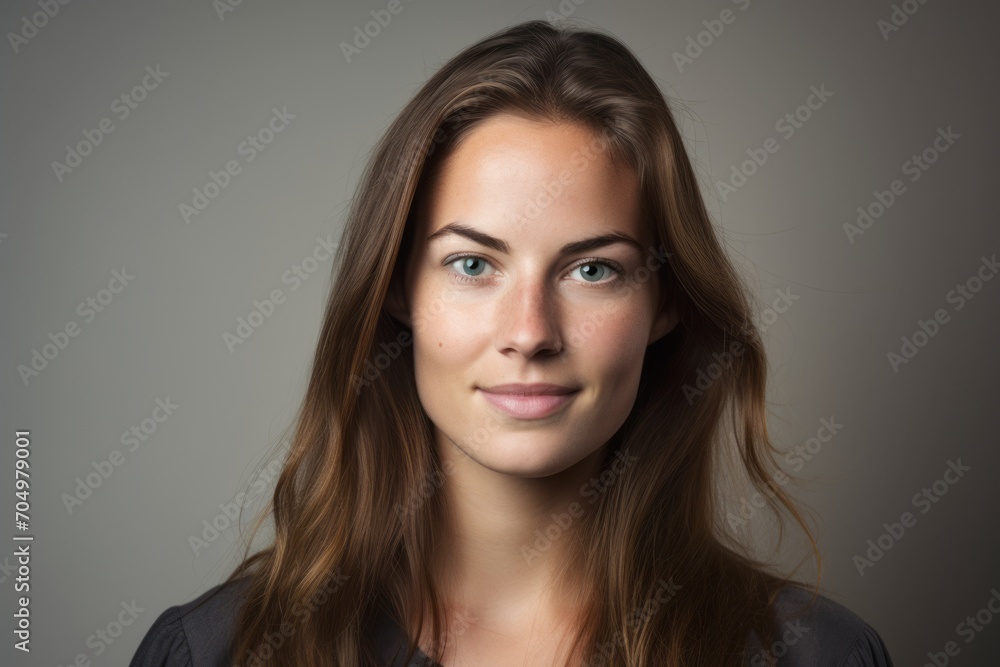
[444,253,625,288]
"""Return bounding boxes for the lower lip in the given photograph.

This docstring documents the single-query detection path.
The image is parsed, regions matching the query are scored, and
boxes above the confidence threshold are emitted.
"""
[477,389,579,419]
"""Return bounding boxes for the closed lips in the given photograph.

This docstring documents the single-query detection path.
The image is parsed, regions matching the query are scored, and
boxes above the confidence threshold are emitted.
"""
[478,384,578,395]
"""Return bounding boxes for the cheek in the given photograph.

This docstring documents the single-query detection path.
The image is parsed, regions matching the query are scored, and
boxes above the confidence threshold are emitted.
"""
[409,284,487,393]
[570,298,652,381]
[583,306,651,439]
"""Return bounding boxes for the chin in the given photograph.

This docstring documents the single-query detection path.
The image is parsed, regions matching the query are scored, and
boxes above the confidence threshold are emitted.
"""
[462,435,597,479]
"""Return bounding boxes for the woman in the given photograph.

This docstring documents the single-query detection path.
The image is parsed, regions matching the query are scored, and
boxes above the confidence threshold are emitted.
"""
[131,19,894,666]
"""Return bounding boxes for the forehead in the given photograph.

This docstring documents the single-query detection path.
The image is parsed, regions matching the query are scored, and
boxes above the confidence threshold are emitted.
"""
[416,113,644,243]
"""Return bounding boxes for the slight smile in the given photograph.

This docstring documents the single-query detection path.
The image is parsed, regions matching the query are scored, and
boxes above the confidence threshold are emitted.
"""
[476,383,580,420]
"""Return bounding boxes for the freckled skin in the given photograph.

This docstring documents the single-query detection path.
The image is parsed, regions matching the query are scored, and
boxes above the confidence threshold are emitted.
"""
[383,112,680,665]
[389,111,678,478]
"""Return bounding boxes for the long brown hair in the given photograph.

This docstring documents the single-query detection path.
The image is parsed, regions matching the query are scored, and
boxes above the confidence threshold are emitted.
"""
[218,19,822,666]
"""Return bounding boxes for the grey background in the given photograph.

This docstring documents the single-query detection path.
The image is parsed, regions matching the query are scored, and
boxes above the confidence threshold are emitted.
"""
[2,0,998,664]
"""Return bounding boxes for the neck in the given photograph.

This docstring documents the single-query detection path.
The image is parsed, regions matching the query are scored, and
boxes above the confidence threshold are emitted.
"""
[425,433,608,629]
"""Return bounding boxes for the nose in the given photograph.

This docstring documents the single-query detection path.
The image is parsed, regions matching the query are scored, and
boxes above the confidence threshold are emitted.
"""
[494,270,563,358]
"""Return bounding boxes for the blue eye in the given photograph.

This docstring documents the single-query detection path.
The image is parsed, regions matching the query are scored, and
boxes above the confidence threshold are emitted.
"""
[444,253,624,287]
[454,256,491,277]
[573,263,610,282]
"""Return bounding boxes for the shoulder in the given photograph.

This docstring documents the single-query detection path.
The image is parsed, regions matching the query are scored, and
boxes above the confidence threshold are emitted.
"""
[745,585,895,667]
[129,577,252,667]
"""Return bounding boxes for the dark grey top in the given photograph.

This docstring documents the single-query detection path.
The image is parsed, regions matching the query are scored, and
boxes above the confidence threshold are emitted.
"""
[129,577,894,666]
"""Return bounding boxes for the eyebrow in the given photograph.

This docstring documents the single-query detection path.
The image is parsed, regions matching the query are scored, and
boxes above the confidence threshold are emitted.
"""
[426,221,645,256]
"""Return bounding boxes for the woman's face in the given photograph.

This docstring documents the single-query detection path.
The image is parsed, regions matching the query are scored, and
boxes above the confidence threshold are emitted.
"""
[389,112,676,478]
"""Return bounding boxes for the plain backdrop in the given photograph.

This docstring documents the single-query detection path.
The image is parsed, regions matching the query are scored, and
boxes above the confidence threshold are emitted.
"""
[2,0,999,664]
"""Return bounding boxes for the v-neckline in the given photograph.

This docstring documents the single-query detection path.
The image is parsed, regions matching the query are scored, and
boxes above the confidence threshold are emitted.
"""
[375,606,444,666]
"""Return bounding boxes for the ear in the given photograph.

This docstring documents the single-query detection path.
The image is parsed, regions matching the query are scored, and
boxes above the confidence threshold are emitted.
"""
[384,272,412,328]
[648,292,679,346]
